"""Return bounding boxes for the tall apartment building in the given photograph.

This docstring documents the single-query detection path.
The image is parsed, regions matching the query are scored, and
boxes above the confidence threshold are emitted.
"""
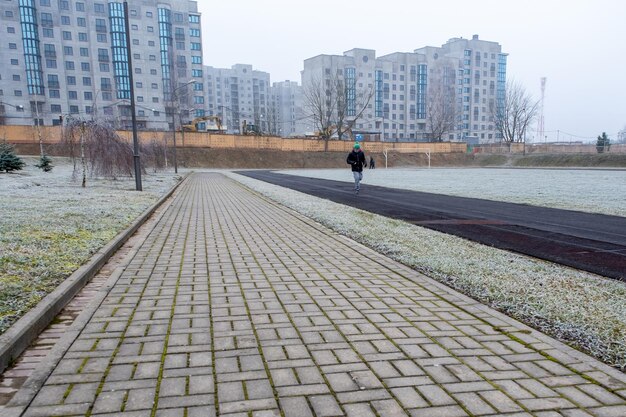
[301,35,507,142]
[0,0,204,130]
[204,64,270,134]
[270,80,306,137]
[415,35,507,142]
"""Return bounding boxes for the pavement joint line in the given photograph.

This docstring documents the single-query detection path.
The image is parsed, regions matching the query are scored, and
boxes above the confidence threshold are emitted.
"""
[232,173,626,386]
[149,194,189,417]
[215,179,344,417]
[0,172,189,381]
[84,179,193,417]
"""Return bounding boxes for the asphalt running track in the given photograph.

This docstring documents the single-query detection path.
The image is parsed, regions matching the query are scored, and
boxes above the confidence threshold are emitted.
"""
[237,170,626,282]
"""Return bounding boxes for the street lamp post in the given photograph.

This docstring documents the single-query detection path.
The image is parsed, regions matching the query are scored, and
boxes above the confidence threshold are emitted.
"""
[170,80,196,173]
[0,102,25,124]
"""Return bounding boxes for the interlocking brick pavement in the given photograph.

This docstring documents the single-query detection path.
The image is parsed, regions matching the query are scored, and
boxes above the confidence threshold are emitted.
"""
[5,173,626,416]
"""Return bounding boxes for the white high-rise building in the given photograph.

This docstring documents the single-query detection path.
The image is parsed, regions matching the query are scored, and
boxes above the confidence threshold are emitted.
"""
[301,35,507,142]
[0,0,204,130]
[270,81,306,137]
[204,64,270,134]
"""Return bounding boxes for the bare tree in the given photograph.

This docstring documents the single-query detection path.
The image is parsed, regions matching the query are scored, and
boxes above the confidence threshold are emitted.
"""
[60,119,165,185]
[302,75,338,146]
[302,73,374,149]
[491,80,539,148]
[426,63,457,142]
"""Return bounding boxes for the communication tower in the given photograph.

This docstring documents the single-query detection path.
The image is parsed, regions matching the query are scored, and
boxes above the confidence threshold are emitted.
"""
[537,77,546,142]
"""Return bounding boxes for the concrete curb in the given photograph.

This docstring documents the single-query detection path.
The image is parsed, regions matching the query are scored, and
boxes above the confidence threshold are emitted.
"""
[0,173,188,375]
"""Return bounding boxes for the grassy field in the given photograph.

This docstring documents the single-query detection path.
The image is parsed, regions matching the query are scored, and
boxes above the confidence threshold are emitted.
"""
[0,157,180,334]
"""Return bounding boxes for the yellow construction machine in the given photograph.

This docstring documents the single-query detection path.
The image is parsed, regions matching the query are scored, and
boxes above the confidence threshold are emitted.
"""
[182,115,224,132]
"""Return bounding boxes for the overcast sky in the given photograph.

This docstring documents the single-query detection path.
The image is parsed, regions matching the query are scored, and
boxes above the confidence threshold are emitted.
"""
[198,0,625,142]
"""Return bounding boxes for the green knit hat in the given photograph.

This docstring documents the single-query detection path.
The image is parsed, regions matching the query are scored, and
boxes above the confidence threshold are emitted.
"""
[353,143,360,149]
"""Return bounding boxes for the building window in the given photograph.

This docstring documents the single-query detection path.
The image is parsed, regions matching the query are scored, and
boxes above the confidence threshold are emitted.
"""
[189,28,200,37]
[76,2,85,12]
[77,17,86,27]
[14,90,23,96]
[80,48,88,57]
[151,83,158,89]
[66,76,76,85]
[81,62,90,71]
[12,75,20,81]
[146,11,153,18]
[40,0,51,6]
[62,31,72,40]
[192,56,201,64]
[69,105,79,114]
[82,77,91,86]
[60,0,69,10]
[42,28,53,37]
[84,92,92,100]
[68,91,77,99]
[7,27,15,34]
[94,3,105,13]
[51,104,62,113]
[99,63,110,72]
[40,12,53,26]
[10,59,18,65]
[46,59,56,68]
[9,43,17,49]
[97,34,107,42]
[189,14,200,23]
[78,33,87,41]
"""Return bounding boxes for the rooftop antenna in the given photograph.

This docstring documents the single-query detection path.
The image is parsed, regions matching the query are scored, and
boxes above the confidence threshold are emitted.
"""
[537,77,546,142]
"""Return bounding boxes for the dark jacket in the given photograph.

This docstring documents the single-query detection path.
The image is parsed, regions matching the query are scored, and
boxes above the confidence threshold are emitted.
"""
[347,150,367,172]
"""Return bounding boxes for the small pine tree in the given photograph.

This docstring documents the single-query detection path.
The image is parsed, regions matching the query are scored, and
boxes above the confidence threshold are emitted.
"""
[596,132,611,154]
[36,154,54,172]
[0,143,25,173]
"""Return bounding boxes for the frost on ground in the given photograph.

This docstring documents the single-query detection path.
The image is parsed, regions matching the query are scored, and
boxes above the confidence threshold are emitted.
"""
[228,172,626,370]
[279,168,626,217]
[0,157,181,334]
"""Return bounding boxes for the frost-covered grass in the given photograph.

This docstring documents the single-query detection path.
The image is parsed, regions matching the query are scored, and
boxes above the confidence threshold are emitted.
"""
[0,157,181,334]
[279,168,626,217]
[228,172,626,369]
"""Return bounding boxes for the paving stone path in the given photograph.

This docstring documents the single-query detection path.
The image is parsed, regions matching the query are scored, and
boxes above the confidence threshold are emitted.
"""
[6,173,626,417]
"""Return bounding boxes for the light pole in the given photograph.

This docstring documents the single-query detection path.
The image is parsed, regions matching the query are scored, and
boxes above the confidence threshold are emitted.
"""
[0,102,25,124]
[170,80,196,173]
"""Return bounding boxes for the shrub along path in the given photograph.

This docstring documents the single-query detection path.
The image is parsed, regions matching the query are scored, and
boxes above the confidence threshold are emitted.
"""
[5,173,625,416]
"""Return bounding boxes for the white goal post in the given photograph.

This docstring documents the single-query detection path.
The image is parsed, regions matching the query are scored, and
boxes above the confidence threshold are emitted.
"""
[383,147,432,169]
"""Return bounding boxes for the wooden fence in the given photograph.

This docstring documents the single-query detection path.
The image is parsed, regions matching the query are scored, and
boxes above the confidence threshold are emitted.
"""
[1,125,467,153]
